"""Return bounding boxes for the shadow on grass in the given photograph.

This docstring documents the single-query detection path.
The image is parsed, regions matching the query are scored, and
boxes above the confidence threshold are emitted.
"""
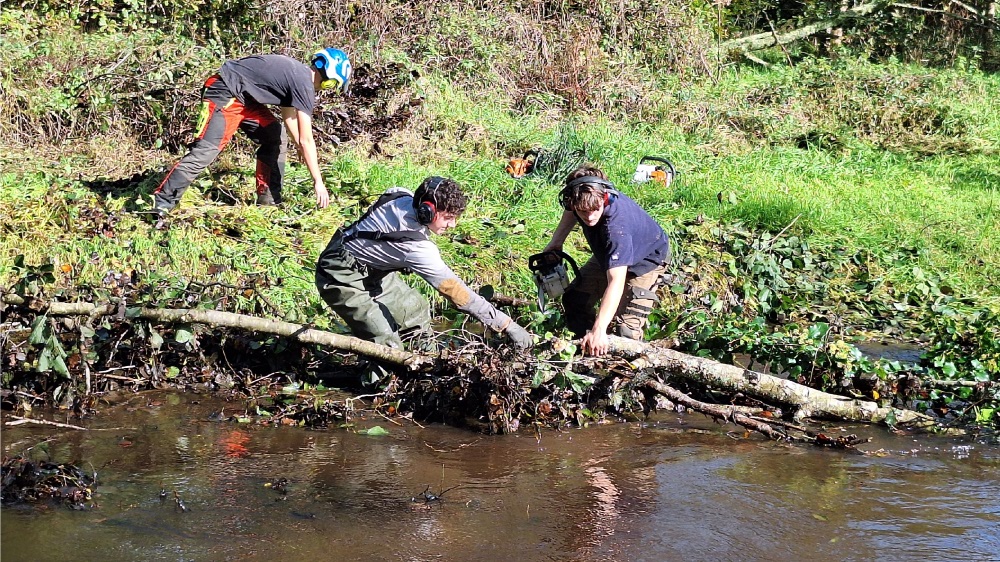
[82,168,250,212]
[951,165,1000,193]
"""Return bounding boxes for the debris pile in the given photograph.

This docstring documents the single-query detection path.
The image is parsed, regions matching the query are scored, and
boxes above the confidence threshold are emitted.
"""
[1,456,97,510]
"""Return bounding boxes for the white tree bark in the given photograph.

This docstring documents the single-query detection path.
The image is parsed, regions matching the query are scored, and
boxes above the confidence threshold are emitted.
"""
[719,1,890,55]
[604,335,932,427]
[2,294,431,369]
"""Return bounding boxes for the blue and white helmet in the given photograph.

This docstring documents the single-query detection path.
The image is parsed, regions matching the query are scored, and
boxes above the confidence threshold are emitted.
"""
[311,48,352,93]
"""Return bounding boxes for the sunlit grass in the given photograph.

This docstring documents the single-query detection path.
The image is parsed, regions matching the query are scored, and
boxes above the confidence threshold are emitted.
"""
[4,45,1000,319]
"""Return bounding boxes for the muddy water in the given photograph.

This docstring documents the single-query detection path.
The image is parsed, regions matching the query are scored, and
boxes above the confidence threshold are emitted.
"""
[2,392,998,562]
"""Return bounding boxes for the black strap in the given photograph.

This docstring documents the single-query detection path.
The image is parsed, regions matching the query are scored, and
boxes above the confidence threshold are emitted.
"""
[346,230,427,243]
[342,191,428,244]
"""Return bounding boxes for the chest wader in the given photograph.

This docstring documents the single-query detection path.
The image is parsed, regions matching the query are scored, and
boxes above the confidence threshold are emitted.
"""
[314,193,433,351]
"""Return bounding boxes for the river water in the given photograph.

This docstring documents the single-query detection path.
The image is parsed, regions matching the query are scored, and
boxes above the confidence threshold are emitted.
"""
[2,391,998,562]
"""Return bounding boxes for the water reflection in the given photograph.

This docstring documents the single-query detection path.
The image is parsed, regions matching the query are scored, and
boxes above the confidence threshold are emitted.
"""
[2,392,998,562]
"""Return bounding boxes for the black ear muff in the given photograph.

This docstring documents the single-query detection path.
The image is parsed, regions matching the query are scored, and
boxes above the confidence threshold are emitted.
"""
[416,176,446,225]
[417,200,436,224]
[560,175,616,210]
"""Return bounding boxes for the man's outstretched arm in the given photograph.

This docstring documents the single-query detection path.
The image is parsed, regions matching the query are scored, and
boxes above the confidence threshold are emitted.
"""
[282,107,329,208]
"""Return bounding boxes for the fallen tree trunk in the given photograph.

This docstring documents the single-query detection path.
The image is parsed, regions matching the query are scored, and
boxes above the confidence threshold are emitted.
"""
[1,294,433,370]
[718,1,889,55]
[643,379,869,447]
[4,294,933,432]
[604,335,933,427]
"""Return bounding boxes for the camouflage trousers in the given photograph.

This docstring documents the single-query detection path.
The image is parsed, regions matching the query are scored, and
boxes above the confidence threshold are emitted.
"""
[562,257,668,340]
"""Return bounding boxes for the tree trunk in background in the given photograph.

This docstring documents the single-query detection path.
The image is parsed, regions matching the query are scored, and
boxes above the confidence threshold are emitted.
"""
[2,294,431,370]
[719,1,890,55]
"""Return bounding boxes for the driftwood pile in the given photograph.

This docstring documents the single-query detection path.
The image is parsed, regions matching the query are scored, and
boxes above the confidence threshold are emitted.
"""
[2,294,936,448]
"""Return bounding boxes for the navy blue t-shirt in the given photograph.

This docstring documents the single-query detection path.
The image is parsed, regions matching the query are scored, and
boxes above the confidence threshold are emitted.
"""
[578,191,670,276]
[219,55,316,115]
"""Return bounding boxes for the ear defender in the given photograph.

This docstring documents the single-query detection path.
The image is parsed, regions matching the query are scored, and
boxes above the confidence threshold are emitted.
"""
[311,48,352,93]
[417,200,436,225]
[416,176,446,225]
[560,176,616,210]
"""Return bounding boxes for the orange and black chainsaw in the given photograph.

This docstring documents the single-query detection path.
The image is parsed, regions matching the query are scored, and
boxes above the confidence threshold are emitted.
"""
[506,149,540,179]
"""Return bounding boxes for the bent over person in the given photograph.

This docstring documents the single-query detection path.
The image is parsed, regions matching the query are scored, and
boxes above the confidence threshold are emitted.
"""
[153,48,352,215]
[315,176,534,359]
[541,165,671,356]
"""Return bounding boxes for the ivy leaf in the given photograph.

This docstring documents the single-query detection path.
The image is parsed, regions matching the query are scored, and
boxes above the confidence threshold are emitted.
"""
[52,355,70,378]
[29,316,49,345]
[37,347,51,372]
[884,409,898,428]
[150,329,164,350]
[360,425,390,436]
[531,366,550,388]
[807,322,830,340]
[941,362,958,378]
[174,327,194,343]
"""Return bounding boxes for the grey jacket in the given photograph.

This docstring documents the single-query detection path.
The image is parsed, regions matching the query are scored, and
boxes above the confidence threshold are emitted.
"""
[338,188,514,332]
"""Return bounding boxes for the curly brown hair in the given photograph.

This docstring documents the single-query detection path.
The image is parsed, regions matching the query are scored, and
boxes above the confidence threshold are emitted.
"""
[414,176,467,215]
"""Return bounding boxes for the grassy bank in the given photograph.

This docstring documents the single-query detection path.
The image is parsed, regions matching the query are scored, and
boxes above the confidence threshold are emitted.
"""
[2,6,998,426]
[4,66,999,301]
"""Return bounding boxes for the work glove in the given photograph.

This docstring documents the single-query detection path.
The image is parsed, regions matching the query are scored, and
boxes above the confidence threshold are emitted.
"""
[504,321,535,350]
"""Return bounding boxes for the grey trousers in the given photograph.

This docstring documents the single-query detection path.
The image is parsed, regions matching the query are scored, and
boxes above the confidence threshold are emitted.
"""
[315,237,432,348]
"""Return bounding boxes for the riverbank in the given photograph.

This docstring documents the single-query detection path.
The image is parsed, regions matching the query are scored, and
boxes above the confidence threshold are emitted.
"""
[1,7,998,429]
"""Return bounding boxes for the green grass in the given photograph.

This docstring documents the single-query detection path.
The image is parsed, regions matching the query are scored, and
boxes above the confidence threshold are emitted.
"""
[3,10,999,330]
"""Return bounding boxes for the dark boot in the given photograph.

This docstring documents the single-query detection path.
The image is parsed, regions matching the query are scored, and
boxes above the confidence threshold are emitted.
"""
[256,188,277,206]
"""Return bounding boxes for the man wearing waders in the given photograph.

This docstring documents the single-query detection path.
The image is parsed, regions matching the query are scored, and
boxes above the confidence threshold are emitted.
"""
[152,48,352,215]
[315,177,533,382]
[541,165,671,356]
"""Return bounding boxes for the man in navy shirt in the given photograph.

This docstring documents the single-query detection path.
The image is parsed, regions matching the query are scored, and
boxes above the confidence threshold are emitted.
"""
[542,165,671,356]
[153,49,352,215]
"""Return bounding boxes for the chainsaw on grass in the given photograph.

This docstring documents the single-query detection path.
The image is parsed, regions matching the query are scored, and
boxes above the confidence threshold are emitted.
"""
[506,149,540,179]
[632,155,677,188]
[528,250,579,311]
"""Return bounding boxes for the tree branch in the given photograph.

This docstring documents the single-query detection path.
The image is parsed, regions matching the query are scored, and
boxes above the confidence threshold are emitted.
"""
[719,1,891,55]
[604,335,933,427]
[2,294,434,370]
